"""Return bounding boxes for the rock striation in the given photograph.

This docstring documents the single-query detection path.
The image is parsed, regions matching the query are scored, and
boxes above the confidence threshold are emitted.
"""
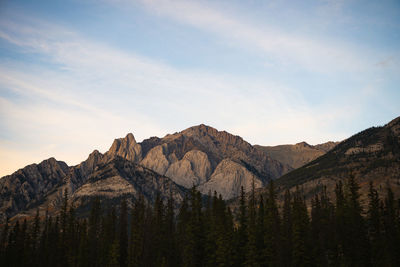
[72,157,186,212]
[198,159,262,199]
[138,124,290,198]
[165,150,212,188]
[104,133,142,163]
[1,123,326,221]
[0,158,69,222]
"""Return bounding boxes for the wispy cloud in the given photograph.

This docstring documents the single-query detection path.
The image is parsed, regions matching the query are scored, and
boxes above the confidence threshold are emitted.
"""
[0,13,366,176]
[132,0,374,73]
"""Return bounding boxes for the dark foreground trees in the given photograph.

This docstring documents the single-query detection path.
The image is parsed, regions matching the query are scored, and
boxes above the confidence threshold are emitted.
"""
[1,179,400,267]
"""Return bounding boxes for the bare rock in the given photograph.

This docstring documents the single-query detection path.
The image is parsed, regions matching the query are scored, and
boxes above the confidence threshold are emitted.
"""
[141,145,170,175]
[165,150,211,188]
[165,159,198,188]
[198,159,262,199]
[0,158,69,221]
[104,133,142,163]
[183,150,212,181]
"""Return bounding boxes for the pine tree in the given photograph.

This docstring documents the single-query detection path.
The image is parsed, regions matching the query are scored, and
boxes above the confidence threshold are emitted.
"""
[245,179,259,267]
[77,219,89,267]
[129,195,145,267]
[20,218,30,267]
[335,180,346,265]
[0,217,10,266]
[108,239,120,267]
[204,192,216,267]
[153,192,165,266]
[119,199,129,267]
[235,186,247,266]
[382,184,400,266]
[9,220,21,266]
[39,209,50,267]
[264,181,281,267]
[29,208,41,266]
[281,190,292,267]
[214,198,234,267]
[101,206,117,266]
[367,182,383,266]
[165,191,177,267]
[88,197,101,267]
[291,189,311,267]
[343,175,370,266]
[177,193,190,266]
[67,203,79,266]
[255,195,265,266]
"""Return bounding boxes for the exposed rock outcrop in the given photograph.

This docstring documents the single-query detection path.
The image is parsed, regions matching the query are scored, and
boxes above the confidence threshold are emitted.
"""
[104,133,142,162]
[198,159,262,199]
[165,150,211,188]
[72,157,186,210]
[139,124,290,198]
[0,158,69,221]
[141,145,170,175]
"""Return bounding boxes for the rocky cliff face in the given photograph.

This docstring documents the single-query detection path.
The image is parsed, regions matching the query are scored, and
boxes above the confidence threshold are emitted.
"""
[255,141,338,169]
[0,132,185,221]
[0,123,296,221]
[138,124,290,198]
[0,158,69,222]
[165,150,211,188]
[198,159,262,199]
[104,133,142,162]
[72,157,186,212]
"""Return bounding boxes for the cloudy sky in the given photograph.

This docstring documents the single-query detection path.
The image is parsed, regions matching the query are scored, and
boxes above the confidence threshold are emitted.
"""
[0,0,399,177]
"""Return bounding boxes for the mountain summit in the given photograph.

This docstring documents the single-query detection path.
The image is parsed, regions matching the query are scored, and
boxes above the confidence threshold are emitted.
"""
[139,124,290,199]
[0,124,290,221]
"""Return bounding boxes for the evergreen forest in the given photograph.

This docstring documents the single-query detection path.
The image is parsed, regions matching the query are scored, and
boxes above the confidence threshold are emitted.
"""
[1,177,400,267]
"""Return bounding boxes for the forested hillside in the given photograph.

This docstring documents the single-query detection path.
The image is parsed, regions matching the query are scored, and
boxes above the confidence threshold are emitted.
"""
[1,178,399,267]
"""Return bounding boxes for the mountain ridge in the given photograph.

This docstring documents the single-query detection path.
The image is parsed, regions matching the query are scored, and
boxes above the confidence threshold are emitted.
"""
[255,141,339,169]
[0,124,290,221]
[268,116,400,205]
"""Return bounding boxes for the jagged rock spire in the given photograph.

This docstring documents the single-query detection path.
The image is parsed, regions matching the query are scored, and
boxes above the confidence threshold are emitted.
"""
[104,133,142,163]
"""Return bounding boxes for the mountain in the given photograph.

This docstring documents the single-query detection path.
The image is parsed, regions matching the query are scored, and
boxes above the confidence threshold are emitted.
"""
[0,124,291,221]
[0,158,69,222]
[0,139,186,222]
[255,141,338,169]
[138,124,290,199]
[71,157,185,216]
[271,116,400,204]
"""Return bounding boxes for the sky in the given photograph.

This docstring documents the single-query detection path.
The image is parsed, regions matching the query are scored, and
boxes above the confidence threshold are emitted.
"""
[0,0,399,177]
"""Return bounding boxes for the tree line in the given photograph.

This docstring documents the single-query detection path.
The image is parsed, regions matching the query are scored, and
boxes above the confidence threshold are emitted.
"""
[1,176,400,267]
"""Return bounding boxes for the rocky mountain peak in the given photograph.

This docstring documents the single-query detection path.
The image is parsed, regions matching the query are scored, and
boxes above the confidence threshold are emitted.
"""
[88,149,102,159]
[295,141,312,148]
[179,124,252,153]
[104,133,142,163]
[37,157,69,173]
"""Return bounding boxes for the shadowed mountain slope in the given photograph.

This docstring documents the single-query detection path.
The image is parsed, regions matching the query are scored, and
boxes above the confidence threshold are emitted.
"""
[255,141,338,169]
[271,116,400,204]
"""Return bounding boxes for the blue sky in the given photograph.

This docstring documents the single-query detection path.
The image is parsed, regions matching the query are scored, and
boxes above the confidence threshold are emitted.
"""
[0,0,399,176]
